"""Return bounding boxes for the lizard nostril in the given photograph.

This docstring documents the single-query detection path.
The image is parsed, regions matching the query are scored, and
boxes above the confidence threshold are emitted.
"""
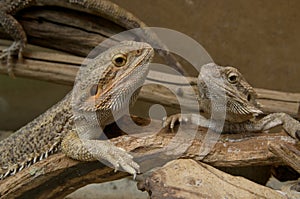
[136,50,142,56]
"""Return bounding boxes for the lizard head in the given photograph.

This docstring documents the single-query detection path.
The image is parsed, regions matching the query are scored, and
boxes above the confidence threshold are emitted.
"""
[71,41,154,115]
[198,63,262,122]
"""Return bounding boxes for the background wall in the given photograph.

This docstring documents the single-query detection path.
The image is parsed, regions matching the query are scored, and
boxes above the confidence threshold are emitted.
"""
[112,0,300,92]
[0,0,299,130]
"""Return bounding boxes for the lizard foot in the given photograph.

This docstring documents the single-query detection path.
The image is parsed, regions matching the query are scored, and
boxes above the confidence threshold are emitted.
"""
[259,113,300,140]
[162,113,190,129]
[0,41,24,77]
[82,139,140,178]
[61,131,140,177]
[281,116,300,140]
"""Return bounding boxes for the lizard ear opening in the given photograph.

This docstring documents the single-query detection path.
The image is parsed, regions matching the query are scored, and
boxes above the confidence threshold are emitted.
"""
[112,54,127,67]
[247,94,251,101]
[90,84,99,96]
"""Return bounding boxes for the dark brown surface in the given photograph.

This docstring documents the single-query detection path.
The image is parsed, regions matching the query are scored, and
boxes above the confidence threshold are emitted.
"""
[111,0,300,92]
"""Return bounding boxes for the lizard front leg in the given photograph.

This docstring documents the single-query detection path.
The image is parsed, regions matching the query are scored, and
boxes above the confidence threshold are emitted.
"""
[61,131,140,177]
[0,11,27,77]
[163,113,300,140]
[215,113,300,140]
[238,113,300,140]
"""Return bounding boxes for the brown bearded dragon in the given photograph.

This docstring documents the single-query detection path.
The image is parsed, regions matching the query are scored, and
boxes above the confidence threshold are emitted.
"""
[163,63,300,140]
[0,40,154,180]
[0,0,183,76]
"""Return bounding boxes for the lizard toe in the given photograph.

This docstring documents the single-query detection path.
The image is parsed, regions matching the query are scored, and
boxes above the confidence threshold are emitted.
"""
[162,114,182,129]
[116,150,140,177]
[102,144,140,176]
[121,164,138,179]
[162,116,171,128]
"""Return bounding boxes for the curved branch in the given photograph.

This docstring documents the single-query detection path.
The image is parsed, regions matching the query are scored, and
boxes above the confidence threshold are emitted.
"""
[0,116,298,198]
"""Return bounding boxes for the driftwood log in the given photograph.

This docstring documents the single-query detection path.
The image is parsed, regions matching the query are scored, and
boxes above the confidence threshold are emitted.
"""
[0,6,126,57]
[0,116,299,198]
[137,159,286,199]
[0,5,183,74]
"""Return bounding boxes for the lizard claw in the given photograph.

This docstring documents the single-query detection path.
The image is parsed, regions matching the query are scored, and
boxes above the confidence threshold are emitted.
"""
[83,140,140,177]
[162,113,189,129]
[1,41,24,77]
[109,146,140,177]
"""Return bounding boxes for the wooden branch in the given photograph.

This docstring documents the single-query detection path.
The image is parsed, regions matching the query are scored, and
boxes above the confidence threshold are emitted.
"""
[0,116,298,198]
[0,6,185,74]
[137,159,286,199]
[1,41,299,119]
[0,153,129,199]
[0,6,126,57]
[0,40,79,85]
[269,143,300,173]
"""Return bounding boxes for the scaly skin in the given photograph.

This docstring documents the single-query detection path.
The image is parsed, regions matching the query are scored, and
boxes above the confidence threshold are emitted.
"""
[0,40,154,180]
[163,63,300,140]
[0,0,183,76]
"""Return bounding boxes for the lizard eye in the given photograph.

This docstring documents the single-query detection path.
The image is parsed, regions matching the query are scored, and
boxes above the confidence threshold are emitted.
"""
[90,84,98,96]
[228,73,238,84]
[112,54,127,67]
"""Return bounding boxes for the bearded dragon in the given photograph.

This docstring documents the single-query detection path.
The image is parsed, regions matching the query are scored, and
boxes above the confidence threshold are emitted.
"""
[0,40,154,180]
[163,63,300,140]
[0,0,183,76]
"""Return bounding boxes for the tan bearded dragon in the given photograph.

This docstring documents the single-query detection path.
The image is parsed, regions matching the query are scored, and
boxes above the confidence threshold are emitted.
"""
[0,40,154,180]
[163,63,300,140]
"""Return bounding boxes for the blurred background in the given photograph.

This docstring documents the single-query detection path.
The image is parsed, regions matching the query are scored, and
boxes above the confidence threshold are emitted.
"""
[1,0,299,129]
